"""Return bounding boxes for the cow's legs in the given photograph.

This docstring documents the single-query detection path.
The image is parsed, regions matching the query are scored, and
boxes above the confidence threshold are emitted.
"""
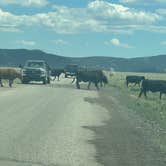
[9,79,13,88]
[126,81,129,87]
[95,82,99,90]
[0,78,3,87]
[76,80,80,89]
[100,81,103,87]
[53,76,56,81]
[139,89,147,98]
[57,74,60,81]
[143,90,147,99]
[138,90,143,98]
[160,92,162,100]
[138,82,141,88]
[71,77,75,84]
[88,82,91,89]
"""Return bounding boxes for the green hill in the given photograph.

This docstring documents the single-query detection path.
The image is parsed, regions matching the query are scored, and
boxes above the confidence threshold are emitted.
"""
[0,49,166,73]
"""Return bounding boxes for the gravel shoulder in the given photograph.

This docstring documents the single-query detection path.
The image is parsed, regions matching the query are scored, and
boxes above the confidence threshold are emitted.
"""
[84,86,166,166]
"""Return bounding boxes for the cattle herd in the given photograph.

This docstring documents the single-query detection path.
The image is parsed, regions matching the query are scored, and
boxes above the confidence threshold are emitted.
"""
[0,67,108,90]
[126,75,166,99]
[51,68,108,90]
[0,67,166,99]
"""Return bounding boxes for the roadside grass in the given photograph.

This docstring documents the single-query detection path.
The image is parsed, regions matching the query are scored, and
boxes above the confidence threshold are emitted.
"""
[108,72,166,151]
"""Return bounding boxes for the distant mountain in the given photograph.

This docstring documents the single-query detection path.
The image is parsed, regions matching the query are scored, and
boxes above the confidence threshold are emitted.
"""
[0,49,166,73]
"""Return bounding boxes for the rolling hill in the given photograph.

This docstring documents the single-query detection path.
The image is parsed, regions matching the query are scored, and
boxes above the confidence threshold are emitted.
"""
[0,49,166,73]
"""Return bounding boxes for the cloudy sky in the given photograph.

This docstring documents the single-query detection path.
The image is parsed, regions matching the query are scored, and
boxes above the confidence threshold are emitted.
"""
[0,0,166,58]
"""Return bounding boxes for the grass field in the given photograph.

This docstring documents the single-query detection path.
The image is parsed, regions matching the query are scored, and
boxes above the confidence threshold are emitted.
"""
[107,72,166,151]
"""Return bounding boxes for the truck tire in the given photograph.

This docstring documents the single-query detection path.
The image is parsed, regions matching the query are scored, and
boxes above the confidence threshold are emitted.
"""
[47,77,50,84]
[43,78,47,84]
[22,79,29,84]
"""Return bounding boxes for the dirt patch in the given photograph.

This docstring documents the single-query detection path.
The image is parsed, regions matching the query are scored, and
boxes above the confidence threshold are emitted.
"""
[84,88,166,166]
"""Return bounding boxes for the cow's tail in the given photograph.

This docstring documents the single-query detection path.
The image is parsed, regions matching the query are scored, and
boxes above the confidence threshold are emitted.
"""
[140,79,144,89]
[126,79,128,87]
[71,77,76,84]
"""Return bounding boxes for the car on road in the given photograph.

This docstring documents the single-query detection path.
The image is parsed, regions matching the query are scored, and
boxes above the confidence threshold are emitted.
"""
[22,60,51,84]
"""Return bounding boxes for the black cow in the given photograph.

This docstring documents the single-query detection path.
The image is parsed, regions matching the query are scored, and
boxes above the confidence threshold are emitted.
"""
[75,70,108,90]
[139,79,166,99]
[96,70,108,87]
[51,69,64,81]
[126,75,145,87]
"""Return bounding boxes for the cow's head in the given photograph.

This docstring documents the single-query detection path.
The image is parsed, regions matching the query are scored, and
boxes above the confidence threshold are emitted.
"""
[142,76,145,80]
[103,75,108,84]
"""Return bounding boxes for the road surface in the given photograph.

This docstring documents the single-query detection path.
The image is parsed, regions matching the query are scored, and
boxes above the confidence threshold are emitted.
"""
[0,78,165,166]
[0,79,109,166]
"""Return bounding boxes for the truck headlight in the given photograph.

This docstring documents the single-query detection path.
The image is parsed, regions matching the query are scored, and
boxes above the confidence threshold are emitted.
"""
[41,71,45,76]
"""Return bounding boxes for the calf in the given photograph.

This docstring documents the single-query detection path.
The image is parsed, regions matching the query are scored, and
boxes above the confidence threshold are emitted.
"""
[139,79,166,99]
[126,75,145,87]
[0,68,22,87]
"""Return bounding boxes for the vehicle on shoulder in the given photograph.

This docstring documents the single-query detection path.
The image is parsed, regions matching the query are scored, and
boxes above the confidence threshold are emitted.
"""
[64,64,78,78]
[22,60,51,84]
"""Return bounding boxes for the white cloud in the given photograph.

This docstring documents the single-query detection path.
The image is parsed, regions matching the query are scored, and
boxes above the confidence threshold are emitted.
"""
[0,0,165,34]
[120,0,136,2]
[52,39,69,45]
[35,1,161,33]
[105,38,132,48]
[161,41,166,45]
[110,38,121,46]
[0,0,48,7]
[0,25,20,32]
[17,40,36,46]
[120,0,166,4]
[156,9,166,15]
[0,9,25,31]
[156,0,166,3]
[88,0,160,24]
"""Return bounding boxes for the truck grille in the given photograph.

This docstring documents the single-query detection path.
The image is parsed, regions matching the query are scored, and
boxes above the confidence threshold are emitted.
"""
[25,69,41,75]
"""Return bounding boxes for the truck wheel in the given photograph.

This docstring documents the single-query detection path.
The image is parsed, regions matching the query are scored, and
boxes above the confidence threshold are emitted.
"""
[43,78,47,84]
[22,79,29,84]
[47,77,50,84]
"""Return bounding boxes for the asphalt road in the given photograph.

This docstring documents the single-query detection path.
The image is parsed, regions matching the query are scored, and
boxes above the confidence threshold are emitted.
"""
[0,79,109,166]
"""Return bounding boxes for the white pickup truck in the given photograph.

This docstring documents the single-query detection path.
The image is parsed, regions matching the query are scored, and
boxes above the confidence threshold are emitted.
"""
[22,60,51,84]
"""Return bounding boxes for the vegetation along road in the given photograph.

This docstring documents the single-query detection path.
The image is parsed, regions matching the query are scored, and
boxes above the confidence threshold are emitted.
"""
[0,75,166,166]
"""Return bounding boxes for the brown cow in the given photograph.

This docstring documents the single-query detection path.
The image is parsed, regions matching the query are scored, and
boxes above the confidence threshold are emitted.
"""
[0,68,22,87]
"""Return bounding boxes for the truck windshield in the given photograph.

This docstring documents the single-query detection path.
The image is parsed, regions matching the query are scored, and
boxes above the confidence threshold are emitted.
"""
[27,62,44,68]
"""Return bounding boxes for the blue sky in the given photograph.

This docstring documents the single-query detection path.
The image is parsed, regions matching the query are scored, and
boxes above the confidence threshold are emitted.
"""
[0,0,166,58]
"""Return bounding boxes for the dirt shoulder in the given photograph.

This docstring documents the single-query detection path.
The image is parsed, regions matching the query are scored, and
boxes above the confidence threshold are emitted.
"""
[84,87,166,166]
